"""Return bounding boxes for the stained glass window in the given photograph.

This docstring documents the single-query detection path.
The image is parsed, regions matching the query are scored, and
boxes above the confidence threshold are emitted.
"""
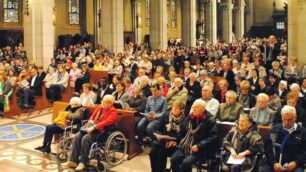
[146,0,150,27]
[3,0,19,23]
[170,0,176,28]
[68,0,79,25]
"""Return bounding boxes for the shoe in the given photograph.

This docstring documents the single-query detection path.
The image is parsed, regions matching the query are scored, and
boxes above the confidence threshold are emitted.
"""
[41,147,51,154]
[75,162,85,171]
[34,146,45,151]
[62,161,77,169]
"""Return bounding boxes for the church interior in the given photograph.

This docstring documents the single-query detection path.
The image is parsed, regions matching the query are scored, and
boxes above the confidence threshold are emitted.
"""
[0,0,306,172]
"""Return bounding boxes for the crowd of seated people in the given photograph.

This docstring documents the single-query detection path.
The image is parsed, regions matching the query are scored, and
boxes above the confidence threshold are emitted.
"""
[1,35,306,171]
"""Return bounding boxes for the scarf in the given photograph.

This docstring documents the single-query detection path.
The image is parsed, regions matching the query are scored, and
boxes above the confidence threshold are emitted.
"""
[166,112,184,133]
[179,113,206,156]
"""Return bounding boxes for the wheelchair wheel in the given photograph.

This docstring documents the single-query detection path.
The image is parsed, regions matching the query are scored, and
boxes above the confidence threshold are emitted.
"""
[104,131,127,166]
[57,150,68,162]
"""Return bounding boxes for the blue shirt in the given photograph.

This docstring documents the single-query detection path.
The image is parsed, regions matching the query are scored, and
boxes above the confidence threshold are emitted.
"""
[145,95,168,119]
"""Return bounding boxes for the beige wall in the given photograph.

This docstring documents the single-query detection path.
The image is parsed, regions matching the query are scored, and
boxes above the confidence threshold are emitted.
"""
[86,0,94,34]
[253,0,274,26]
[124,0,133,32]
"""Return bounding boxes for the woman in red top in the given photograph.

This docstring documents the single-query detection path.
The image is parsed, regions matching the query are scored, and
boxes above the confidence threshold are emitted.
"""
[63,95,118,171]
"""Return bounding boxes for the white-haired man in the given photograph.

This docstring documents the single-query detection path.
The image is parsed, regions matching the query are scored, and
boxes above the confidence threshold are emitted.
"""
[265,105,306,172]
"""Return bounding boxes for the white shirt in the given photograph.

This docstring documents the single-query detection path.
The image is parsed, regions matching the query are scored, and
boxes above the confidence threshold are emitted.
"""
[31,75,37,87]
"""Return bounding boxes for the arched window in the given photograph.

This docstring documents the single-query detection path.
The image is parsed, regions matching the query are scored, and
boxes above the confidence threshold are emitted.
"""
[146,0,150,27]
[170,0,176,28]
[68,0,79,25]
[3,0,19,23]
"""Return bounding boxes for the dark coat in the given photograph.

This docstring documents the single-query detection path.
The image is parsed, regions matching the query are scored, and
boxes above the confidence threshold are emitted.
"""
[265,124,306,168]
[28,75,42,96]
[96,85,114,104]
[219,70,235,90]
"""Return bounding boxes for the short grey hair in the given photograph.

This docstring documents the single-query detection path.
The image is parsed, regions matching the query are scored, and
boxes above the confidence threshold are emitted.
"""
[191,99,206,110]
[70,97,82,106]
[257,93,269,102]
[226,90,237,98]
[281,105,296,116]
[290,83,300,91]
[102,95,115,105]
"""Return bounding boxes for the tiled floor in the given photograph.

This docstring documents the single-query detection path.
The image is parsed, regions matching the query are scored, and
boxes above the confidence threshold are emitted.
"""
[0,108,152,172]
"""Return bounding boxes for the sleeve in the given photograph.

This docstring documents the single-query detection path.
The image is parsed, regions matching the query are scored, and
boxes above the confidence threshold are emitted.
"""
[249,132,264,154]
[222,128,235,149]
[95,110,118,131]
[155,98,168,119]
[196,118,218,151]
[295,129,306,166]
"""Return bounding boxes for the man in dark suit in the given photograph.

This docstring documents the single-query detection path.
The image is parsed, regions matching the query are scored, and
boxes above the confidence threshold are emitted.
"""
[218,62,235,90]
[20,67,42,108]
[96,77,114,104]
[128,58,138,82]
[265,35,281,70]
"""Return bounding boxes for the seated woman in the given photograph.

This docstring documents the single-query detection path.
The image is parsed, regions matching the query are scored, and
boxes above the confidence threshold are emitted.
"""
[171,99,218,172]
[0,70,12,117]
[250,93,275,126]
[237,80,256,112]
[46,64,69,102]
[112,81,129,108]
[222,114,264,172]
[75,64,91,93]
[150,100,186,172]
[35,97,85,154]
[63,95,118,171]
[80,83,97,107]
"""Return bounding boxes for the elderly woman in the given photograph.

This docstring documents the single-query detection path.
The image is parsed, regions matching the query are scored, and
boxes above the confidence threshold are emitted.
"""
[237,80,257,111]
[215,79,229,104]
[277,80,288,103]
[35,97,85,154]
[166,77,188,110]
[250,93,275,126]
[80,83,97,107]
[185,72,202,113]
[112,81,129,106]
[217,91,244,122]
[284,56,302,84]
[150,100,186,172]
[171,99,218,172]
[222,114,264,172]
[63,95,118,171]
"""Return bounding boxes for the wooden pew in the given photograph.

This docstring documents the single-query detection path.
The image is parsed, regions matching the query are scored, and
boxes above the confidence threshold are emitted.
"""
[89,70,108,83]
[52,101,142,160]
[4,85,72,118]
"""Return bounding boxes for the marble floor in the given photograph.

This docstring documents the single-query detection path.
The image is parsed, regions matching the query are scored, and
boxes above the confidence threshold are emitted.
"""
[0,108,152,172]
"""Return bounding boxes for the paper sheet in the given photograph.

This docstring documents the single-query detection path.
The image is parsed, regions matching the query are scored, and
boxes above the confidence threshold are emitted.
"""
[227,155,245,165]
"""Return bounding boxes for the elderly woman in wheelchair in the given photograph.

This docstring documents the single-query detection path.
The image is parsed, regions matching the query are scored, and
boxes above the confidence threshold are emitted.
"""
[35,97,85,154]
[62,95,125,171]
[221,113,264,172]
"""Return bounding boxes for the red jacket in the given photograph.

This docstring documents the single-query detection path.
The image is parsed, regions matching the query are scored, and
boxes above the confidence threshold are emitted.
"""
[89,105,118,132]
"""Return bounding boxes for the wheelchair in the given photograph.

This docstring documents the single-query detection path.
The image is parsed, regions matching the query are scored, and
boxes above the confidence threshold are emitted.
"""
[87,129,127,171]
[56,109,91,162]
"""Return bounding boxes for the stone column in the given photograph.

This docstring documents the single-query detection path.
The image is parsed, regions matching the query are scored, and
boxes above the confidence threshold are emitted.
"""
[234,0,245,38]
[181,0,196,47]
[288,0,306,65]
[221,0,233,43]
[24,0,55,70]
[98,0,124,54]
[204,0,217,44]
[150,0,168,50]
[132,0,142,44]
[245,0,254,33]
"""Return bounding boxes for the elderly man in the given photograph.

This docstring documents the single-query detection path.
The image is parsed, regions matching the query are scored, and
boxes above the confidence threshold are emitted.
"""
[265,105,306,172]
[171,99,218,172]
[199,85,219,117]
[166,77,188,109]
[216,90,244,122]
[250,93,275,126]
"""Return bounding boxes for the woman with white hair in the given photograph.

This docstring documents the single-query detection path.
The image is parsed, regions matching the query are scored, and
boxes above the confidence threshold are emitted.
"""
[35,97,85,154]
[250,93,275,126]
[278,80,288,102]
